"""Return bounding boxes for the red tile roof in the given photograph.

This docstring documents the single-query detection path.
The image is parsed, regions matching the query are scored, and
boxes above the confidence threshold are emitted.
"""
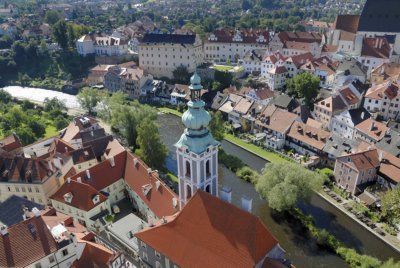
[256,107,297,134]
[42,208,87,234]
[277,31,322,44]
[288,121,330,150]
[136,191,279,267]
[365,80,400,100]
[0,216,58,267]
[355,118,389,141]
[361,37,391,59]
[337,149,380,172]
[51,180,108,211]
[124,153,179,219]
[379,152,400,184]
[70,150,127,191]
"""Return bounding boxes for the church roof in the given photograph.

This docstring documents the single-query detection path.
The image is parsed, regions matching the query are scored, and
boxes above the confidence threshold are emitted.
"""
[358,0,400,33]
[135,191,279,268]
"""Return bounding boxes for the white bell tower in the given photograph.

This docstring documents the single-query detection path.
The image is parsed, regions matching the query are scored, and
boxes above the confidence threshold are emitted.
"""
[175,73,219,209]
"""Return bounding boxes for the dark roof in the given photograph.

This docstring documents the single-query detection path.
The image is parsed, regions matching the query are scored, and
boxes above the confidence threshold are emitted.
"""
[376,129,400,157]
[70,146,96,165]
[142,33,196,44]
[271,95,298,111]
[347,108,371,126]
[333,15,360,33]
[358,0,400,33]
[336,58,367,77]
[80,129,113,157]
[323,134,361,158]
[0,195,44,226]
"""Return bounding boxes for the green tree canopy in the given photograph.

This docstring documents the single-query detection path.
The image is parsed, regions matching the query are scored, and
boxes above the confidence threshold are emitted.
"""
[381,187,400,224]
[97,91,127,123]
[286,72,320,106]
[77,87,108,115]
[136,118,168,170]
[208,111,225,141]
[45,10,63,25]
[0,89,12,103]
[172,65,191,84]
[256,162,325,211]
[53,20,69,50]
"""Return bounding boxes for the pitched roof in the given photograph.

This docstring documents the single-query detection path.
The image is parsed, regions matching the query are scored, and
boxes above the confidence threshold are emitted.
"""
[371,63,400,80]
[358,0,400,33]
[361,37,391,59]
[332,15,360,33]
[256,107,297,134]
[0,216,58,267]
[207,28,270,44]
[124,153,179,219]
[277,31,322,44]
[72,236,116,268]
[323,133,361,158]
[0,195,44,226]
[41,208,87,234]
[142,33,196,44]
[70,150,127,191]
[376,129,400,157]
[365,80,400,100]
[233,98,254,114]
[51,180,107,211]
[288,121,330,151]
[337,149,380,171]
[136,191,279,267]
[355,118,389,141]
[316,95,347,113]
[379,152,400,184]
[0,133,22,152]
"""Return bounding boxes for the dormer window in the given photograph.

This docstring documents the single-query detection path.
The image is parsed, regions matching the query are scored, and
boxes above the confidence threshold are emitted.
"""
[92,194,100,205]
[63,192,73,203]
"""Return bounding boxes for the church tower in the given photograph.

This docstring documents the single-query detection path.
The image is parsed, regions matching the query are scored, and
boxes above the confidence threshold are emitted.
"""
[175,73,219,209]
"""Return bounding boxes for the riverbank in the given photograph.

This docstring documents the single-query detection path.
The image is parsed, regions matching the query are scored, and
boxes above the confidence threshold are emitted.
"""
[224,136,400,254]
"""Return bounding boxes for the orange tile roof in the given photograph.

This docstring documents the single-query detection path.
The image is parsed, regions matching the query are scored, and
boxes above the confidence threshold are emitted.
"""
[70,150,127,191]
[42,208,87,234]
[256,108,297,134]
[340,87,360,105]
[371,63,400,80]
[316,95,347,113]
[51,180,108,211]
[337,149,380,172]
[72,237,116,268]
[288,121,330,150]
[361,37,391,59]
[136,191,279,267]
[365,80,400,100]
[355,118,389,141]
[0,216,58,267]
[233,98,254,114]
[379,152,400,183]
[124,153,179,218]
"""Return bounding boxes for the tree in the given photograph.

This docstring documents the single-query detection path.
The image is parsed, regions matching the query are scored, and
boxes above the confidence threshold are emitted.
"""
[136,118,168,170]
[209,111,225,141]
[0,89,12,103]
[53,20,69,50]
[256,162,324,212]
[45,10,62,25]
[172,65,191,84]
[381,188,400,224]
[77,87,107,115]
[286,72,320,106]
[97,91,127,123]
[44,97,67,118]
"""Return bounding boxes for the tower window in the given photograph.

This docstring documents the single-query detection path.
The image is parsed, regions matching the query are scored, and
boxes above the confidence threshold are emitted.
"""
[206,160,210,176]
[185,161,191,177]
[186,185,192,199]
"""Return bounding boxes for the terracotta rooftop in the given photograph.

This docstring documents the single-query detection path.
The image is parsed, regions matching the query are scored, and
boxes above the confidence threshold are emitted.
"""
[379,152,400,184]
[277,31,322,44]
[0,215,58,267]
[288,121,330,151]
[136,191,279,267]
[361,37,391,59]
[42,208,87,234]
[355,118,389,142]
[70,150,127,191]
[340,87,360,106]
[287,52,314,68]
[124,153,179,219]
[371,63,400,80]
[233,98,254,114]
[263,51,286,64]
[365,80,400,101]
[256,107,297,134]
[337,149,380,172]
[51,180,107,212]
[0,133,22,152]
[316,95,347,112]
[269,66,287,75]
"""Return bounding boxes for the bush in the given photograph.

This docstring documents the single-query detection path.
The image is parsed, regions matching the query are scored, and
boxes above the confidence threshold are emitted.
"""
[219,149,244,172]
[236,166,259,184]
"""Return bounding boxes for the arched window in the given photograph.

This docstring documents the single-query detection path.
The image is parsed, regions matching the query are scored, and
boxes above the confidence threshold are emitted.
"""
[205,160,210,176]
[186,185,192,199]
[185,161,191,177]
[205,184,211,194]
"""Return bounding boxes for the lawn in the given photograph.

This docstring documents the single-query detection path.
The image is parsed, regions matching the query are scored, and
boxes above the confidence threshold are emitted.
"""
[158,107,183,117]
[212,65,235,72]
[224,133,289,164]
[45,124,60,138]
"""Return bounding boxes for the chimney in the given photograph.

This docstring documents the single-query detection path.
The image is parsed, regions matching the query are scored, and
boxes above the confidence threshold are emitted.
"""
[32,207,41,218]
[379,38,383,49]
[67,177,71,183]
[370,121,375,131]
[241,195,252,212]
[379,151,384,162]
[23,207,30,219]
[361,112,365,119]
[91,131,94,137]
[77,177,82,183]
[0,225,8,236]
[220,186,232,203]
[86,169,91,179]
[155,180,161,190]
[65,146,68,153]
[133,158,139,166]
[48,160,53,172]
[109,156,115,167]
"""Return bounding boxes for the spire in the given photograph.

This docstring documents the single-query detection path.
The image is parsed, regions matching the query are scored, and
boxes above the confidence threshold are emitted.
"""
[189,72,202,101]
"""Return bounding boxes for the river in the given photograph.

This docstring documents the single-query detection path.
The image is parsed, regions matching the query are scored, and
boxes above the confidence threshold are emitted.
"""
[157,112,400,268]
